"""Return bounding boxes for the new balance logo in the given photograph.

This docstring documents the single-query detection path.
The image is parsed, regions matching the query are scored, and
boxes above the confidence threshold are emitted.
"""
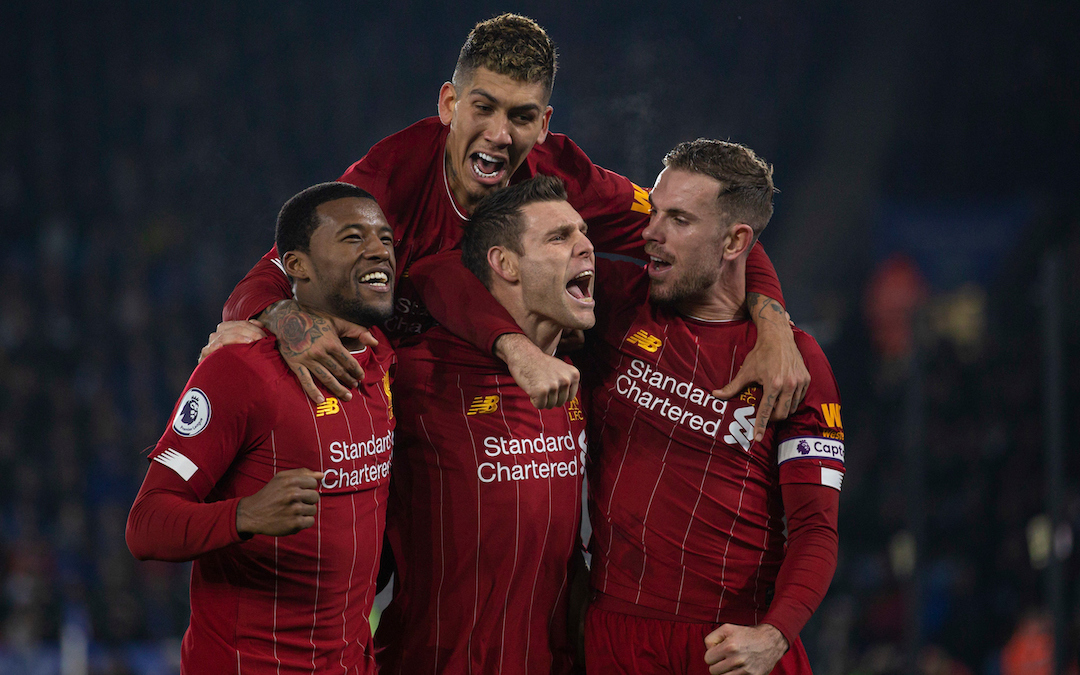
[626,329,662,353]
[467,395,500,415]
[316,397,341,417]
[821,403,843,429]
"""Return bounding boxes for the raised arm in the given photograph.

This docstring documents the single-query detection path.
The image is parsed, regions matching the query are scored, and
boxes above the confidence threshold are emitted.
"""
[715,243,810,441]
[410,251,580,409]
[216,247,369,402]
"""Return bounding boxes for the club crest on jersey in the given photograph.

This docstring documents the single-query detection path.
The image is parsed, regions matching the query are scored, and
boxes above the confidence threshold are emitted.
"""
[567,396,584,421]
[172,388,211,437]
[467,395,500,415]
[316,397,341,417]
[626,329,662,353]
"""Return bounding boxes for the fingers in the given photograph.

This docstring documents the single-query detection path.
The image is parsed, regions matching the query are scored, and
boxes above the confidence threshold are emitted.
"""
[568,379,580,408]
[704,627,724,649]
[753,388,775,443]
[327,348,364,385]
[713,370,751,401]
[294,365,326,405]
[309,359,356,401]
[200,321,266,363]
[337,321,379,350]
[793,380,809,412]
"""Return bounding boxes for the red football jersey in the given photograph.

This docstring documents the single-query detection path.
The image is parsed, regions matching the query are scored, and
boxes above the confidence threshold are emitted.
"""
[223,117,653,343]
[375,327,587,675]
[126,335,395,674]
[223,117,785,351]
[584,260,843,639]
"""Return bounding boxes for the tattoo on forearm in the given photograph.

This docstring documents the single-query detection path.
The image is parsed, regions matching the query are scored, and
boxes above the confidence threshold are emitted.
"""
[746,292,786,326]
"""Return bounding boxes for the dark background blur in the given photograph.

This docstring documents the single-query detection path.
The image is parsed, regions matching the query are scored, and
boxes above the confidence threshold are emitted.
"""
[1,1,1078,673]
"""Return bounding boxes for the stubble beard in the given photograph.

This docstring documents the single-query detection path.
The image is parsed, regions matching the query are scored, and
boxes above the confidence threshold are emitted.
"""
[649,265,719,310]
[326,287,393,329]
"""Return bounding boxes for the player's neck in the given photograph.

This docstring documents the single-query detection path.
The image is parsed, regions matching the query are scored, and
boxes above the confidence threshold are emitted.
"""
[677,263,747,322]
[490,286,562,356]
[443,149,477,217]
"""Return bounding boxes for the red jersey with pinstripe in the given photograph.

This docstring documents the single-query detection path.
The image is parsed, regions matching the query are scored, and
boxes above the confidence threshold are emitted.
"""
[131,335,394,674]
[375,327,586,674]
[222,116,653,344]
[584,260,844,627]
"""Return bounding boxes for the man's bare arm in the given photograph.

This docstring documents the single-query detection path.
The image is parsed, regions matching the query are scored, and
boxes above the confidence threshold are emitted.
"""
[714,292,810,442]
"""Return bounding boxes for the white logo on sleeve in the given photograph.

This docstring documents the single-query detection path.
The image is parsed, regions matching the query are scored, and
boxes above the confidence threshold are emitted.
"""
[154,448,199,481]
[172,388,211,437]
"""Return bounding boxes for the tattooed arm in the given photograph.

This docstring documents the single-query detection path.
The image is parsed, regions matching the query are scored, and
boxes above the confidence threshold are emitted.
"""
[200,300,375,403]
[714,292,810,441]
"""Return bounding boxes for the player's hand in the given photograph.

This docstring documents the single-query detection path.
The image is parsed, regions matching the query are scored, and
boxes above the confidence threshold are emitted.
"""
[199,320,266,363]
[703,623,788,675]
[261,299,377,403]
[236,468,324,537]
[495,333,580,409]
[713,294,809,442]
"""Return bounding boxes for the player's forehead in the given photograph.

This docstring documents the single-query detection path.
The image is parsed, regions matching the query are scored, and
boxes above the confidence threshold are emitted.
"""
[458,66,549,108]
[650,168,722,215]
[314,197,389,235]
[520,199,585,239]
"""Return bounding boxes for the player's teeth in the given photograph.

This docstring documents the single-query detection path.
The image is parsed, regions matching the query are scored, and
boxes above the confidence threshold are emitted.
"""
[573,270,593,280]
[360,272,388,283]
[477,152,501,164]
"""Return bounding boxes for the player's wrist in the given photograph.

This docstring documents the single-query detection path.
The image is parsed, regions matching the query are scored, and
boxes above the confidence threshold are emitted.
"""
[758,621,791,653]
[492,331,530,360]
[234,497,256,539]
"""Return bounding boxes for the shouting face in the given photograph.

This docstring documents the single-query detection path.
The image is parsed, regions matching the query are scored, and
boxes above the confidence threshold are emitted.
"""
[439,67,553,214]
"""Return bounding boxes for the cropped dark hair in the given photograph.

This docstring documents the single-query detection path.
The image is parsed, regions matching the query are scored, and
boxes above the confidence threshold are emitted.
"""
[276,182,377,257]
[453,13,557,99]
[663,139,776,236]
[461,175,568,287]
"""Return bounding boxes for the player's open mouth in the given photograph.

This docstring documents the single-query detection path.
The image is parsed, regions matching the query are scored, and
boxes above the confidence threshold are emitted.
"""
[566,270,594,304]
[648,256,672,276]
[358,271,391,291]
[471,151,507,183]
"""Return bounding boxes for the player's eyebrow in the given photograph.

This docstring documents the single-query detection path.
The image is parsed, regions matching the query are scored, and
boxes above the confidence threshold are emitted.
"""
[649,195,694,220]
[469,88,542,115]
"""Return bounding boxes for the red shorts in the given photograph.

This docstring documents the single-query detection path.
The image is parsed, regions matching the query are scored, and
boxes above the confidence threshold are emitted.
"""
[584,604,813,675]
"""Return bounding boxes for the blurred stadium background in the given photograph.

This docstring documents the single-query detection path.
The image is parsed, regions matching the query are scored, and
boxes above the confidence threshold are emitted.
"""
[1,1,1078,673]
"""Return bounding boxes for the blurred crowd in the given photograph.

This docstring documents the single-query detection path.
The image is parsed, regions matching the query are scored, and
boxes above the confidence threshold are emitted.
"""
[1,1,1077,673]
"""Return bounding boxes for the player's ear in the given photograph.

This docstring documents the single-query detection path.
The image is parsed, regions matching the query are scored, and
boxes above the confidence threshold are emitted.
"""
[723,223,755,261]
[282,251,312,281]
[487,246,520,283]
[438,82,458,126]
[536,105,553,144]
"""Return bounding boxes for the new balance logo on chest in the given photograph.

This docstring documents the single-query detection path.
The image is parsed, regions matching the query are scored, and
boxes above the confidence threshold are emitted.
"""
[467,395,500,415]
[316,397,341,417]
[626,329,663,353]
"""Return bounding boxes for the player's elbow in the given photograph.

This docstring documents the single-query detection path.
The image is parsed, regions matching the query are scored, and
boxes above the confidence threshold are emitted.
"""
[125,509,152,561]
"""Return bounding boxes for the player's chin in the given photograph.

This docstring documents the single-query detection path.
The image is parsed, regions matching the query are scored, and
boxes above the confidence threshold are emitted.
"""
[564,305,596,331]
[355,293,394,323]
